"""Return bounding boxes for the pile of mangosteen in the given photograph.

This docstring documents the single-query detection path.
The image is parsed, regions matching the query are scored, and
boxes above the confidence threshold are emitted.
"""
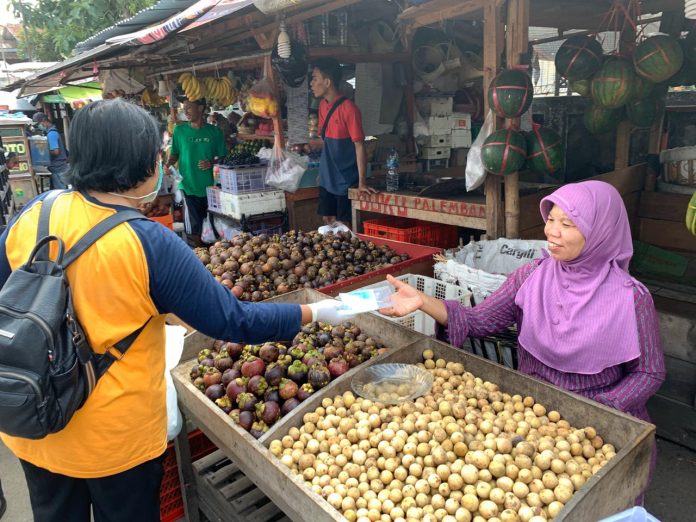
[194,230,409,301]
[190,321,386,438]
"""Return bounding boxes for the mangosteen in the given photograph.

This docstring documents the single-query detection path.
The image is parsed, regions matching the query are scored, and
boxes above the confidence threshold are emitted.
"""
[221,368,241,387]
[199,356,215,368]
[308,363,331,389]
[265,387,281,403]
[302,350,325,368]
[250,420,269,439]
[238,410,254,431]
[215,395,233,414]
[259,343,280,364]
[247,375,268,398]
[316,332,331,347]
[279,378,298,400]
[205,384,225,401]
[202,368,222,387]
[322,344,343,361]
[345,353,363,368]
[190,365,200,380]
[257,400,281,425]
[265,362,286,387]
[237,392,258,412]
[193,377,205,391]
[226,377,247,402]
[296,383,314,402]
[328,357,350,378]
[289,346,305,360]
[287,360,308,384]
[214,355,234,373]
[277,354,293,368]
[241,356,266,378]
[281,398,301,415]
[225,342,244,359]
[198,348,212,362]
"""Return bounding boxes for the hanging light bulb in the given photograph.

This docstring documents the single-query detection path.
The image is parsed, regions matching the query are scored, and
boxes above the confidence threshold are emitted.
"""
[277,20,292,59]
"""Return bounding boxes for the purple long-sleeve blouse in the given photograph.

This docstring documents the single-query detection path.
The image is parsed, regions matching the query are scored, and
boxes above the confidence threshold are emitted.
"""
[441,260,666,422]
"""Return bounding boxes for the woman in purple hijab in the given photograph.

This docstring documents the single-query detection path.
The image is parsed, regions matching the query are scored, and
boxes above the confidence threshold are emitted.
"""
[382,180,665,422]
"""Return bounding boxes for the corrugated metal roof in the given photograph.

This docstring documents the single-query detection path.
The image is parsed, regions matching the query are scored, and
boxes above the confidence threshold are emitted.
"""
[74,0,199,54]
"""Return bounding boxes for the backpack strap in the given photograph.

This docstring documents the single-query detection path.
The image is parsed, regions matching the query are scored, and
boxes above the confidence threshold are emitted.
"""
[91,317,153,378]
[320,96,347,140]
[62,209,146,268]
[35,190,65,261]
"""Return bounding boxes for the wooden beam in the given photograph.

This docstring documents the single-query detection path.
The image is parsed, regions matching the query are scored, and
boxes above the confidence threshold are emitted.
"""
[503,0,529,240]
[399,0,489,29]
[614,120,633,170]
[483,1,504,239]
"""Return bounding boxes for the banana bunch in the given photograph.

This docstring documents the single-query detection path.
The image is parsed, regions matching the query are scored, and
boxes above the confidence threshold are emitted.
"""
[178,72,205,102]
[141,87,166,107]
[203,76,237,107]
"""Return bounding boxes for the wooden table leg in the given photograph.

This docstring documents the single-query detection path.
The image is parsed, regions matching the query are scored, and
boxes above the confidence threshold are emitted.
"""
[174,408,200,522]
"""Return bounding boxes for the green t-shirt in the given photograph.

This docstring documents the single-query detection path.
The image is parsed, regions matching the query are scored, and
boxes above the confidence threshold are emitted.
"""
[171,123,227,197]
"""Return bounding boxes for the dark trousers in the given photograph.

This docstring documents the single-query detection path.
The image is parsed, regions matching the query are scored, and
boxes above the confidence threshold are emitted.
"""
[20,453,165,522]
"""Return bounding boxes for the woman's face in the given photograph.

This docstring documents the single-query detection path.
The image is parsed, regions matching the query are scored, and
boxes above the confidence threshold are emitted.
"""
[544,204,586,262]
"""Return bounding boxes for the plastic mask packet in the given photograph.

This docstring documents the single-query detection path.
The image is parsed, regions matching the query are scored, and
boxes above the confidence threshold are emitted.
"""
[338,287,394,313]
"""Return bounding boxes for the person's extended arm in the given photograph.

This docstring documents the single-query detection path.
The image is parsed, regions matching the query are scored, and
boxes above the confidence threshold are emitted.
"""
[354,141,374,194]
[135,223,343,342]
[381,262,535,348]
[593,289,666,413]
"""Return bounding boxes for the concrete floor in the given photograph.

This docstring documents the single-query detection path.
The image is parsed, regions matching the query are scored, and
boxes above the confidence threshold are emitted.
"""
[1,436,695,521]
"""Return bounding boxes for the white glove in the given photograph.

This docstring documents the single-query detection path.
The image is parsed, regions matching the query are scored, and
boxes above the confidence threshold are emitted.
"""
[308,299,356,324]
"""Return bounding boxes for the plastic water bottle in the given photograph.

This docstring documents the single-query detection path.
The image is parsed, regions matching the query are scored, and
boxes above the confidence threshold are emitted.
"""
[386,149,399,192]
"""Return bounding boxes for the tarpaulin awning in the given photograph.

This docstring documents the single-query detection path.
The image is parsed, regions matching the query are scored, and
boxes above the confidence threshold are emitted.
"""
[40,83,102,104]
[181,0,254,32]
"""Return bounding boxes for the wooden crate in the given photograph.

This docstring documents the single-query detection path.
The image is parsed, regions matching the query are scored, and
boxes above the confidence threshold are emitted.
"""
[173,289,654,522]
[193,450,290,522]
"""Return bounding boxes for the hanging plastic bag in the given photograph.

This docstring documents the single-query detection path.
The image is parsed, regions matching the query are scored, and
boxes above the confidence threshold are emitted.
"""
[201,215,219,244]
[164,325,187,440]
[265,143,308,193]
[248,77,279,119]
[465,109,495,191]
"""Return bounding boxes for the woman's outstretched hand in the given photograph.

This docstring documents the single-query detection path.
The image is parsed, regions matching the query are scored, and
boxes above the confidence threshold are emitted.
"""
[378,275,424,317]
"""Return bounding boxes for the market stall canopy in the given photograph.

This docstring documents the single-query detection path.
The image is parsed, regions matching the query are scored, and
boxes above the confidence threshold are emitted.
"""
[39,82,102,104]
[0,89,36,111]
[75,0,199,53]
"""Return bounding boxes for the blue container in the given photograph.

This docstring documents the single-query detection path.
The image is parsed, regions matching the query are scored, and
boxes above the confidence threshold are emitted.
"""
[599,507,660,522]
[29,136,51,167]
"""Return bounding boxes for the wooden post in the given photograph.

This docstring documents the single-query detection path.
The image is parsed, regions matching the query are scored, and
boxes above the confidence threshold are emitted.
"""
[264,54,285,150]
[503,0,529,239]
[614,120,633,170]
[483,1,504,239]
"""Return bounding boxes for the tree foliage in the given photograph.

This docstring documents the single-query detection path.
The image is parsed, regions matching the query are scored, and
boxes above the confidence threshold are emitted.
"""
[12,0,158,61]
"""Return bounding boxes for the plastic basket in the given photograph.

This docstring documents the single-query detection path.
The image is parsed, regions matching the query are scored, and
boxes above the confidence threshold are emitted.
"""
[363,217,422,243]
[218,164,270,194]
[160,429,217,522]
[417,221,459,248]
[206,186,223,213]
[360,274,471,336]
[219,190,286,220]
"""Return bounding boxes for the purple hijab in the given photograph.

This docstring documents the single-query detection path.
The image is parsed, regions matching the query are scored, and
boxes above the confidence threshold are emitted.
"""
[514,180,643,374]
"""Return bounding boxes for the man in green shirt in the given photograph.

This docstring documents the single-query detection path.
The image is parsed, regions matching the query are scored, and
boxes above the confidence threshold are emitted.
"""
[169,98,227,246]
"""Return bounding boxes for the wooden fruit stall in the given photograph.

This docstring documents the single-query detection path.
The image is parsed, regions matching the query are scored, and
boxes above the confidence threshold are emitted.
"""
[172,289,654,522]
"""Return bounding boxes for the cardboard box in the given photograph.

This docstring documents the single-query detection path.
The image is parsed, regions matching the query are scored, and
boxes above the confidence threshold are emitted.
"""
[452,129,472,149]
[425,116,452,135]
[421,134,452,148]
[451,112,472,130]
[420,146,451,160]
[417,96,453,117]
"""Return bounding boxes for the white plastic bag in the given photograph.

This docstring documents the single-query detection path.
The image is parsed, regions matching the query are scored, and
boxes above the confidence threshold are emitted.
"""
[165,325,187,440]
[318,222,353,236]
[465,109,495,191]
[201,215,218,244]
[264,144,308,193]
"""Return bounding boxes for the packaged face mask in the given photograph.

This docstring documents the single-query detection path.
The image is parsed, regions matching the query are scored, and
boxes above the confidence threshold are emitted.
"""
[338,287,393,313]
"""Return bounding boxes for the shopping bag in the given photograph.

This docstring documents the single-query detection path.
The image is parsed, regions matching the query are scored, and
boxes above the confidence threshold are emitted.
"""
[465,109,495,191]
[164,325,187,440]
[264,143,308,193]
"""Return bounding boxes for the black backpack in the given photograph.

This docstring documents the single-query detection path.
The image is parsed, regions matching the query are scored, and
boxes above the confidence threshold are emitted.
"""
[0,190,150,439]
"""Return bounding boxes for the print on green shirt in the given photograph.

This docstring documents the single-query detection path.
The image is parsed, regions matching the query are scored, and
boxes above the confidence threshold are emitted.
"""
[171,123,227,197]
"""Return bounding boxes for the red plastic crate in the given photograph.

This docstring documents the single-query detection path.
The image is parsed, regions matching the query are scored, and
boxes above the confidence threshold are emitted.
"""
[362,217,422,243]
[160,429,217,522]
[417,221,459,248]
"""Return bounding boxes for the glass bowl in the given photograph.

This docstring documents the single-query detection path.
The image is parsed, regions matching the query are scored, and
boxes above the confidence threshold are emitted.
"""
[352,363,433,404]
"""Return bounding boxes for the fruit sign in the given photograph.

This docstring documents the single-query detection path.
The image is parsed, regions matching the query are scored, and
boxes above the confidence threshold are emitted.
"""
[356,192,486,219]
